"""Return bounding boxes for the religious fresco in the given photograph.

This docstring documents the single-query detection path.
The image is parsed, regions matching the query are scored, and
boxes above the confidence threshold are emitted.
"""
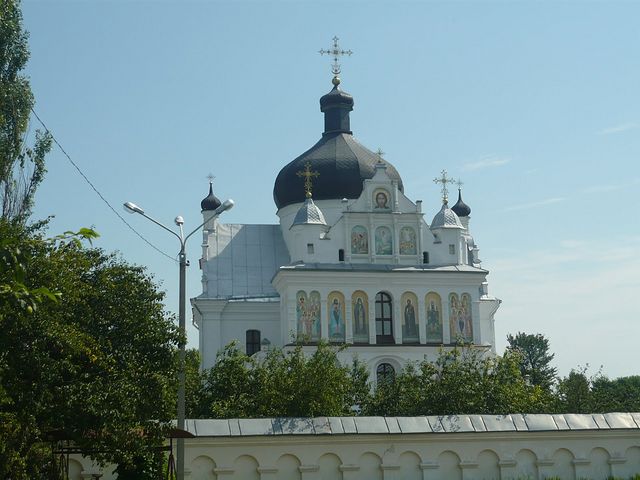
[460,293,473,341]
[351,225,369,255]
[449,293,473,343]
[425,292,443,343]
[375,226,393,255]
[296,290,321,342]
[401,292,419,343]
[373,189,390,210]
[399,226,417,255]
[351,290,369,343]
[327,291,346,342]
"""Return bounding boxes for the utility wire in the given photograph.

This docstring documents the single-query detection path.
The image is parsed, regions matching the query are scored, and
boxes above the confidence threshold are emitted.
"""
[30,108,178,263]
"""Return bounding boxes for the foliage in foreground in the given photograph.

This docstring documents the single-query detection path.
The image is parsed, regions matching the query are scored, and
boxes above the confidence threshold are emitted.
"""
[0,220,181,479]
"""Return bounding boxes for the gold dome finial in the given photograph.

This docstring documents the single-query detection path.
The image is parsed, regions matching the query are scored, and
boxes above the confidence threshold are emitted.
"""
[296,161,320,199]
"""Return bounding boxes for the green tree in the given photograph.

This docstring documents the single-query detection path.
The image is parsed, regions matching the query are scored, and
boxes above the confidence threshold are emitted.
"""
[194,342,369,418]
[506,332,557,391]
[590,375,640,412]
[1,0,52,222]
[0,220,181,479]
[555,368,593,413]
[365,346,548,416]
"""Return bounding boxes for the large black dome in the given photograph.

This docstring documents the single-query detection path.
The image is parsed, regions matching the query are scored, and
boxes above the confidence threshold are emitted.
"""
[273,83,403,209]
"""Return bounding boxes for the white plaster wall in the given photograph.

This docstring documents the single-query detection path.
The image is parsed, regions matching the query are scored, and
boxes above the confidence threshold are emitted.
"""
[71,428,640,479]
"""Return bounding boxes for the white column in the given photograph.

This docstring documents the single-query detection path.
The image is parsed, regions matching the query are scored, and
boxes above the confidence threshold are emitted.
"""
[345,293,353,344]
[369,294,377,344]
[418,296,426,344]
[393,293,402,344]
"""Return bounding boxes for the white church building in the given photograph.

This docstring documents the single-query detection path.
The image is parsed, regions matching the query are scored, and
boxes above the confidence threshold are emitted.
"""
[191,73,501,381]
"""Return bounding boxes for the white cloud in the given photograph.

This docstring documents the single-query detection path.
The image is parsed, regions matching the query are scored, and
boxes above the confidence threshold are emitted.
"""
[598,122,640,135]
[582,178,640,194]
[462,155,511,171]
[503,197,565,212]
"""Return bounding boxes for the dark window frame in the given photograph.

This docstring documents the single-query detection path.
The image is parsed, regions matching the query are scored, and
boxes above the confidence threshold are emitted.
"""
[246,329,261,356]
[375,292,394,344]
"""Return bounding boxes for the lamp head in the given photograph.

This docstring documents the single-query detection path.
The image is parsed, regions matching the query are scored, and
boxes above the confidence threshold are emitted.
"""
[174,216,184,226]
[213,199,234,216]
[124,202,144,215]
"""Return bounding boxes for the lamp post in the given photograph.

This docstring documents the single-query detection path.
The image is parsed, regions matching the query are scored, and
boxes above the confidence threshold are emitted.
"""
[124,199,234,480]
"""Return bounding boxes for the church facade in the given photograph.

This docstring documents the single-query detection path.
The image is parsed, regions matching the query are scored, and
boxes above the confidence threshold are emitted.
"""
[192,75,501,382]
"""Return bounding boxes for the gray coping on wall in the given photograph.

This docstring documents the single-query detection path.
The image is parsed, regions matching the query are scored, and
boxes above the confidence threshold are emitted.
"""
[183,413,640,437]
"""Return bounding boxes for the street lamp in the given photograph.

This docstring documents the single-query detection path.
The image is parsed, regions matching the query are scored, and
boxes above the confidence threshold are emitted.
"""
[124,199,234,480]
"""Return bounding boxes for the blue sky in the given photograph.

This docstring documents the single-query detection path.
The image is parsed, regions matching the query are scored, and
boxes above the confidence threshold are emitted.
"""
[22,1,639,378]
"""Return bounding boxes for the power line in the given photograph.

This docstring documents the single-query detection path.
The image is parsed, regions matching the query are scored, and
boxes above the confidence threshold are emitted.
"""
[30,108,178,263]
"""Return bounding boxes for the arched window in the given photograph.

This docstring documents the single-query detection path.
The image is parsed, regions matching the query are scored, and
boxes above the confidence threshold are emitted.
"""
[375,292,394,344]
[246,329,261,356]
[376,363,395,384]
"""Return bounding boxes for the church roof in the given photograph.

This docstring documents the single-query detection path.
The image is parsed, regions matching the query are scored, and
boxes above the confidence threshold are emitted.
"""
[291,198,327,227]
[273,84,403,209]
[430,202,463,229]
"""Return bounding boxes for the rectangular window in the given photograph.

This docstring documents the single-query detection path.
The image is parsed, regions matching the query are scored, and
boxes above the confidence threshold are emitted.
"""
[422,251,429,264]
[246,329,261,356]
[449,244,455,255]
[338,249,345,261]
[307,243,314,254]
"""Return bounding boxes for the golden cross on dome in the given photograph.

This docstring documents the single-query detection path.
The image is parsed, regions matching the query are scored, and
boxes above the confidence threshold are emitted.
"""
[296,161,320,198]
[206,173,215,184]
[376,148,385,157]
[456,178,464,190]
[433,170,456,204]
[319,36,353,78]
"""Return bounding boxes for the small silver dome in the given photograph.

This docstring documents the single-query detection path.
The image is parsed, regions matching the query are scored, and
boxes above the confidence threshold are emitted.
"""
[291,198,327,227]
[430,202,463,229]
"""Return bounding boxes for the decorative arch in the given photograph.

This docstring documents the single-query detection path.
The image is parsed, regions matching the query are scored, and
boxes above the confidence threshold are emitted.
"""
[277,454,301,480]
[398,451,422,480]
[552,448,576,480]
[327,291,346,342]
[401,292,419,343]
[233,455,259,480]
[425,292,443,343]
[374,226,393,255]
[399,226,417,255]
[476,449,500,480]
[318,453,343,480]
[515,449,538,479]
[435,451,461,480]
[191,455,216,480]
[590,447,611,479]
[624,447,640,477]
[358,452,383,480]
[351,225,369,254]
[351,290,369,343]
[375,291,393,343]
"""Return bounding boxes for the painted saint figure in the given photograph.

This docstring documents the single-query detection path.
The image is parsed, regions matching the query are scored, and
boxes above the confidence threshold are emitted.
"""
[427,300,441,339]
[351,226,368,254]
[354,297,366,334]
[375,226,393,255]
[403,298,418,340]
[399,226,417,255]
[374,191,389,209]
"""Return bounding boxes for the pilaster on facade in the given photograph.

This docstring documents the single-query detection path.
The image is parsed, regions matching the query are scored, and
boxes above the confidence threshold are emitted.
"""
[339,463,360,480]
[381,463,400,480]
[212,467,234,479]
[256,465,278,479]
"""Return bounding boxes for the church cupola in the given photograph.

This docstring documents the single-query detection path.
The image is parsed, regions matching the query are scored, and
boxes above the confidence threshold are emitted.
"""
[451,188,471,218]
[201,179,222,211]
[291,197,327,227]
[273,37,404,210]
[430,201,463,230]
[320,78,354,135]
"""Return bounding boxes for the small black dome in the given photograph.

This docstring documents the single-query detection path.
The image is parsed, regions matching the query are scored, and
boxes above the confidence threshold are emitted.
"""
[451,189,471,217]
[273,83,403,209]
[201,183,221,211]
